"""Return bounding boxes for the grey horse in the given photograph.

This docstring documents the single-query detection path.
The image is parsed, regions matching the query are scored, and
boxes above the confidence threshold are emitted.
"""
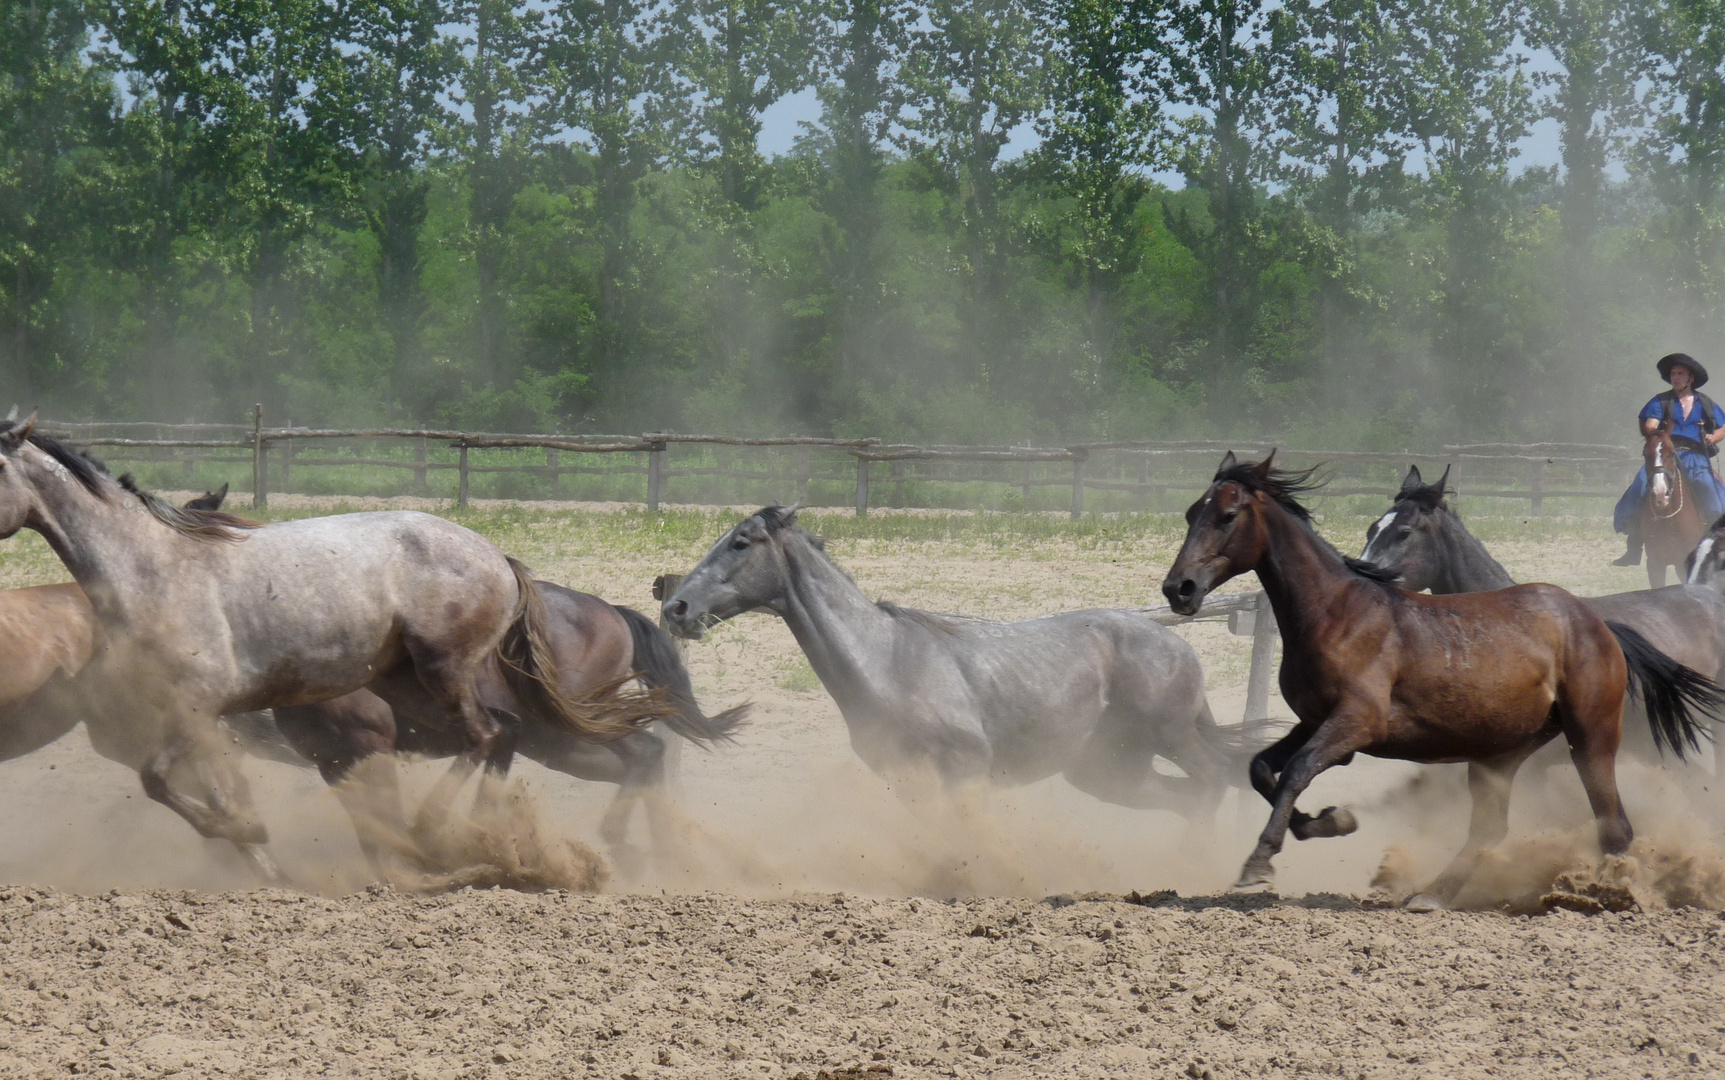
[660,505,1246,818]
[1362,464,1725,768]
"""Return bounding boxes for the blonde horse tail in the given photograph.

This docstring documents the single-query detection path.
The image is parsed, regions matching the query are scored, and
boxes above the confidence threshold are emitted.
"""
[498,558,670,741]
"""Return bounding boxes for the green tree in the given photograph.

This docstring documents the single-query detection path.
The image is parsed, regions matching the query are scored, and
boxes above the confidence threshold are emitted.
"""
[1033,0,1168,356]
[539,0,678,386]
[902,0,1045,376]
[1,0,118,402]
[1265,0,1411,378]
[1631,0,1725,328]
[324,0,460,412]
[1398,0,1534,419]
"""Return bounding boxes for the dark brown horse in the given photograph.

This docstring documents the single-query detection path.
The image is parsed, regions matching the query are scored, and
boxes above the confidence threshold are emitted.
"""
[271,580,749,868]
[1640,424,1707,587]
[1162,452,1722,909]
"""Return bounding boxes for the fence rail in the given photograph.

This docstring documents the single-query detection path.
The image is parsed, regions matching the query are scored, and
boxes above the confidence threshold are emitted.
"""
[34,408,1637,518]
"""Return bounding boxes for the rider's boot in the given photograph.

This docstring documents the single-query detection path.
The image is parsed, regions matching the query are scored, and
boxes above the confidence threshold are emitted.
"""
[1612,530,1642,567]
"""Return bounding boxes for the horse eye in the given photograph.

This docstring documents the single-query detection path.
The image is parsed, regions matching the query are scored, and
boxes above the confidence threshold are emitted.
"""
[1219,509,1238,524]
[731,538,749,551]
[1396,526,1412,537]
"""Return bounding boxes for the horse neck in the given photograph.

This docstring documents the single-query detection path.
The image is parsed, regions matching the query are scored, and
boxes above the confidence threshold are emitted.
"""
[1430,509,1517,593]
[20,450,176,621]
[773,532,901,707]
[1250,502,1373,645]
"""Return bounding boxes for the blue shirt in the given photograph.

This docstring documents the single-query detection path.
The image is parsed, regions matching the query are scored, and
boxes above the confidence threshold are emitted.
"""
[1639,393,1725,446]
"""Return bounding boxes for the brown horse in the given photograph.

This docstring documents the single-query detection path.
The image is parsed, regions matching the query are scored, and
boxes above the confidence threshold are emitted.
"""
[1162,452,1722,909]
[270,580,748,869]
[1640,423,1707,587]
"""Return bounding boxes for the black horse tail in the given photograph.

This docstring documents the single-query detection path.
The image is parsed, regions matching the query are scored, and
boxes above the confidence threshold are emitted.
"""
[1608,621,1723,761]
[618,605,751,747]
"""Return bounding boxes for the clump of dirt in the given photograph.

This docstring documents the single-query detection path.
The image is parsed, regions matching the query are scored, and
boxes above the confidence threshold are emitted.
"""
[338,765,609,893]
[1371,829,1725,914]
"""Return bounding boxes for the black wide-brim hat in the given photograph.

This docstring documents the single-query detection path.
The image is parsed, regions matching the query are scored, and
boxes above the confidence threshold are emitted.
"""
[1659,352,1710,388]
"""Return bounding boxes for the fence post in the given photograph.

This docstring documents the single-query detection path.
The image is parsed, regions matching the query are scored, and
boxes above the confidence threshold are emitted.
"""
[854,455,870,517]
[457,441,470,509]
[280,419,293,494]
[251,403,267,509]
[1069,451,1086,520]
[1243,591,1279,730]
[546,447,560,495]
[1529,458,1545,516]
[413,437,428,492]
[795,446,812,504]
[647,442,666,511]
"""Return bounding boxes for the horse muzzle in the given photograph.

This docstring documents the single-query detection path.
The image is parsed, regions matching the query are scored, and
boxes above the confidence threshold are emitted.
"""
[1161,574,1211,617]
[659,597,708,640]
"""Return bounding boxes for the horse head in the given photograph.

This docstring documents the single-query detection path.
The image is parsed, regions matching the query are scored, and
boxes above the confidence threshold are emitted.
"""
[662,503,804,639]
[0,413,40,539]
[1361,464,1452,590]
[1162,451,1283,616]
[1645,422,1680,511]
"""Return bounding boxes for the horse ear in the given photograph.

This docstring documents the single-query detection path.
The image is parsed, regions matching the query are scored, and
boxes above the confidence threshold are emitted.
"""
[1216,450,1238,475]
[1250,449,1277,479]
[0,410,36,453]
[213,481,229,505]
[781,500,803,524]
[1434,464,1451,495]
[4,406,16,422]
[1399,464,1423,495]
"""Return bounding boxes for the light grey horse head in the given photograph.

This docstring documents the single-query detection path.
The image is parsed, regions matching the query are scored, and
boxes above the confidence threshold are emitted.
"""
[662,503,805,639]
[1686,516,1725,586]
[0,412,44,539]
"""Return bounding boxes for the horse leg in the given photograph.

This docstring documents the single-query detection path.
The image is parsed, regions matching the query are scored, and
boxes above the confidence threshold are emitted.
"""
[405,664,504,837]
[140,728,280,881]
[1405,740,1547,912]
[520,722,661,852]
[275,696,408,879]
[1235,722,1365,891]
[1572,742,1635,857]
[1248,724,1316,804]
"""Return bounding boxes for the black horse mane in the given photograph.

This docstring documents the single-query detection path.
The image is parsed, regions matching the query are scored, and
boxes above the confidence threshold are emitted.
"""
[1215,459,1403,584]
[0,419,258,542]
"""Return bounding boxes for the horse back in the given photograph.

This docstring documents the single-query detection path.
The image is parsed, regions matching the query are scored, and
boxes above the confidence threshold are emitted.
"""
[1586,585,1725,678]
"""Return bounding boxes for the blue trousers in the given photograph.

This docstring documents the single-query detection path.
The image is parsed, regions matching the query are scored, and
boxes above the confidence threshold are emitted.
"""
[1614,449,1725,533]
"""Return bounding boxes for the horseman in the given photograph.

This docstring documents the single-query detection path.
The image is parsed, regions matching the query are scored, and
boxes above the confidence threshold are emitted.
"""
[1613,352,1725,566]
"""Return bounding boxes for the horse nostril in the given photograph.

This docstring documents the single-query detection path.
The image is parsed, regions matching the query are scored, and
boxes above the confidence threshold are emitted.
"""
[668,599,688,618]
[1177,580,1196,598]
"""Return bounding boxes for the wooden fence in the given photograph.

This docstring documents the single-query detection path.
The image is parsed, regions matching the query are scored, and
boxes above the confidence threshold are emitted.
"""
[36,409,1639,519]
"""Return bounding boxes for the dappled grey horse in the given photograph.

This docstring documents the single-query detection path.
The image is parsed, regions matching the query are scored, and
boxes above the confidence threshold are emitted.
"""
[661,505,1247,819]
[1362,464,1725,770]
[0,416,658,878]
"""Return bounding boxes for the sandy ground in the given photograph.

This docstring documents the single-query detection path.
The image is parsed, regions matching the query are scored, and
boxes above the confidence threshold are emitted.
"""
[0,498,1722,1077]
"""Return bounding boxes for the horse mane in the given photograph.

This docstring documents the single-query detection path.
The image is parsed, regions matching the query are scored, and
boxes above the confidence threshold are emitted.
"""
[750,505,965,629]
[1396,478,1449,512]
[1216,458,1403,585]
[117,474,260,542]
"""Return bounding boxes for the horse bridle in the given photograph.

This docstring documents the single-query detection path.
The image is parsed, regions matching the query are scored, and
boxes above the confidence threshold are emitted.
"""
[1649,437,1688,520]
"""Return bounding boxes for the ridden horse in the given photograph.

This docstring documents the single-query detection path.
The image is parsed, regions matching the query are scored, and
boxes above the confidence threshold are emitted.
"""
[662,505,1248,821]
[0,416,662,877]
[271,582,749,867]
[1362,464,1725,770]
[1162,452,1722,909]
[1639,423,1707,588]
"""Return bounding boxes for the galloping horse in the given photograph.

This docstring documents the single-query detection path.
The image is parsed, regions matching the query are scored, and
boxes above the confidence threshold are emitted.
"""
[1163,452,1722,909]
[272,581,749,867]
[662,505,1247,820]
[0,416,661,877]
[1639,423,1708,587]
[1362,464,1725,769]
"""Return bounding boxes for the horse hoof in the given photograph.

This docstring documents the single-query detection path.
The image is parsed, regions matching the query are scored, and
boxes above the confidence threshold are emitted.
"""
[1403,893,1446,913]
[1231,879,1276,895]
[1291,806,1358,840]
